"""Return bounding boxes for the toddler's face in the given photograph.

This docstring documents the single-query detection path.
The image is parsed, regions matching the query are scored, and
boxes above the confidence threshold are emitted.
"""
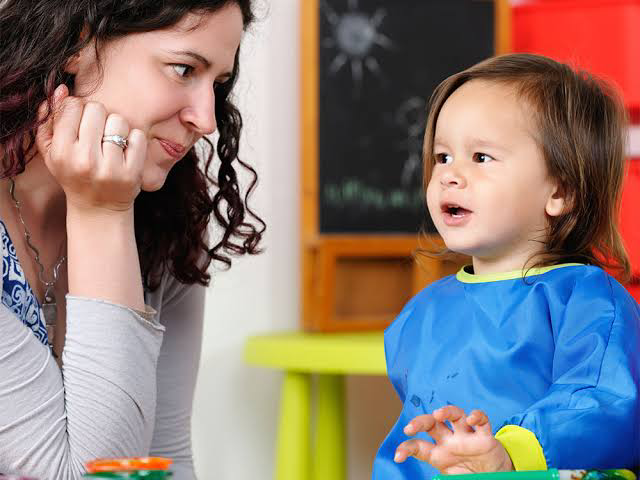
[426,80,561,274]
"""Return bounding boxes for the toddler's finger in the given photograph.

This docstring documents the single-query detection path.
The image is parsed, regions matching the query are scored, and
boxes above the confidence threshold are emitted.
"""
[405,414,452,443]
[466,409,492,434]
[434,405,473,433]
[394,438,435,463]
[404,414,434,436]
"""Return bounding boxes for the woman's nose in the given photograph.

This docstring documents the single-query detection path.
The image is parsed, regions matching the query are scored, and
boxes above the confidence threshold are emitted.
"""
[181,87,217,135]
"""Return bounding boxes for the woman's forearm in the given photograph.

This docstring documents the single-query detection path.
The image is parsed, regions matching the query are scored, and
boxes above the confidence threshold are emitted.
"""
[66,205,144,310]
[0,298,164,479]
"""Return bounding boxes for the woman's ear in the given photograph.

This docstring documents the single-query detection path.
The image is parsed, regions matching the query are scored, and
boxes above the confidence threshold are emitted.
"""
[64,28,92,74]
[546,182,572,217]
[64,53,82,74]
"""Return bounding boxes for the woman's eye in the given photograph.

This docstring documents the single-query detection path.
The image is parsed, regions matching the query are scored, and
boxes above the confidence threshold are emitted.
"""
[473,152,494,163]
[213,76,232,90]
[172,64,194,77]
[435,153,452,164]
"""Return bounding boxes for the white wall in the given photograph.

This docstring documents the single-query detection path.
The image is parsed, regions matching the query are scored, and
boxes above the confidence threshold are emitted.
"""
[191,1,400,478]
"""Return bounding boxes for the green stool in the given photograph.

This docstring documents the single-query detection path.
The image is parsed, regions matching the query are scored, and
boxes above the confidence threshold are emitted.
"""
[244,332,386,480]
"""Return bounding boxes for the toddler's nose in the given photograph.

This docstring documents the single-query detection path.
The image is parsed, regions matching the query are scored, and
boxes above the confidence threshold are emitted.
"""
[440,166,467,188]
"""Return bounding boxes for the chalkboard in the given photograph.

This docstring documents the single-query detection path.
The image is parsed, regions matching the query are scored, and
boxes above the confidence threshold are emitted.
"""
[318,0,495,233]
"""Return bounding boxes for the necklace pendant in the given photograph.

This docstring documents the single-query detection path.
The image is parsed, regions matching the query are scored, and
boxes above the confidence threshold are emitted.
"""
[9,178,65,352]
[42,289,57,344]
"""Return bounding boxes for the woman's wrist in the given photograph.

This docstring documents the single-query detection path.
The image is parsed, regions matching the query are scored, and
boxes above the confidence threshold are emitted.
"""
[66,202,145,310]
[65,200,135,223]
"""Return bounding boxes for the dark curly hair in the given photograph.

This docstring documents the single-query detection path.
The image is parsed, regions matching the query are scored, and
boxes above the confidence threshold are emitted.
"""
[0,0,265,290]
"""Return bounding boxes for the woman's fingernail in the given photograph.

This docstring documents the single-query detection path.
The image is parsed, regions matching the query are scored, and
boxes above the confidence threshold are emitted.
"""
[394,451,402,462]
[54,84,65,100]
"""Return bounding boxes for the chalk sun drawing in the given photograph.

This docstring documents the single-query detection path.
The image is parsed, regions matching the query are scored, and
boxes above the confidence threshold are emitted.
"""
[321,0,392,92]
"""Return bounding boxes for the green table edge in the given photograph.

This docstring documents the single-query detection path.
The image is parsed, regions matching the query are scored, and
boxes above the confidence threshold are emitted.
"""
[244,331,387,375]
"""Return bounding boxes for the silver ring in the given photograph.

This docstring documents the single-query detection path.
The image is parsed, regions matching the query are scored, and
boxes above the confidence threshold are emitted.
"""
[102,134,128,149]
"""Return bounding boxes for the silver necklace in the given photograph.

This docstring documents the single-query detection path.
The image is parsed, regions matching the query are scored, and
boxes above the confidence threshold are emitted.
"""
[8,178,66,346]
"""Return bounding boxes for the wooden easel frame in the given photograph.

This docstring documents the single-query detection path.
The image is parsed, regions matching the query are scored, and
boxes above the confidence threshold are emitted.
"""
[300,0,510,331]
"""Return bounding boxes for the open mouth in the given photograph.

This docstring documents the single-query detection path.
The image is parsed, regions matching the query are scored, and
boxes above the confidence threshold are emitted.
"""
[442,204,472,217]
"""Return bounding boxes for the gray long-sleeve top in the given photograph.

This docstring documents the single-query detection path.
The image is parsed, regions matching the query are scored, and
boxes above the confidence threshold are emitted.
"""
[0,267,205,480]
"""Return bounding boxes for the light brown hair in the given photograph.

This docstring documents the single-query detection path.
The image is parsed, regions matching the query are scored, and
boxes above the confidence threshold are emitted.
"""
[422,53,631,282]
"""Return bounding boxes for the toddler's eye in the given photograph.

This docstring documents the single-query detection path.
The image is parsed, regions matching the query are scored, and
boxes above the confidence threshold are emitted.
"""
[172,64,194,77]
[435,153,452,164]
[473,152,494,163]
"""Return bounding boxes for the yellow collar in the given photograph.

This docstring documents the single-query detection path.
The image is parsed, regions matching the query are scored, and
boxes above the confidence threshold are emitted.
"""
[456,263,584,284]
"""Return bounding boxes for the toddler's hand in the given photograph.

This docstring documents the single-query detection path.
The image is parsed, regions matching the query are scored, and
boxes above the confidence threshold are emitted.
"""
[394,405,513,474]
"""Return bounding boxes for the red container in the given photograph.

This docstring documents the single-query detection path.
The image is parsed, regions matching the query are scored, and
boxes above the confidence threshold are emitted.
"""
[620,157,640,279]
[512,0,640,113]
[625,282,640,302]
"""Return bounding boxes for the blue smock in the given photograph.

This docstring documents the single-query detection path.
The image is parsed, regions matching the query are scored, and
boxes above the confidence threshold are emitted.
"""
[372,264,640,479]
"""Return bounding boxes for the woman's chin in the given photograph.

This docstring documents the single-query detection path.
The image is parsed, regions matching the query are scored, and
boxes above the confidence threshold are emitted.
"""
[140,171,169,192]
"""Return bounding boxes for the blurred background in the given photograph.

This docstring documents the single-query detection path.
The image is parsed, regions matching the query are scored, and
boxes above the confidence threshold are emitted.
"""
[191,0,640,478]
[192,2,403,477]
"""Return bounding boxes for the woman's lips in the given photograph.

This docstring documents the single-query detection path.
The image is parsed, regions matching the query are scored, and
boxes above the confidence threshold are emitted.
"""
[157,138,186,159]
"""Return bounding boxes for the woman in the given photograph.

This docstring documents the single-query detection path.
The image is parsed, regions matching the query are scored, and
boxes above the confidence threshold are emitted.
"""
[0,1,263,478]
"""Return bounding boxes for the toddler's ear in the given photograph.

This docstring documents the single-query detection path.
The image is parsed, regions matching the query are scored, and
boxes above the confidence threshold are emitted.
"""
[545,183,571,217]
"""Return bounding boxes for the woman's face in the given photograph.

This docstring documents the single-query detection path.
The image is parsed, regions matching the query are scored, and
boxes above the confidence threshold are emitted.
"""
[70,4,244,191]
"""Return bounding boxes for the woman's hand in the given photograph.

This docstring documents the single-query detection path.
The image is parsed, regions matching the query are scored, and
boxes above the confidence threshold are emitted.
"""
[36,84,147,213]
[394,405,513,474]
[35,84,146,309]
